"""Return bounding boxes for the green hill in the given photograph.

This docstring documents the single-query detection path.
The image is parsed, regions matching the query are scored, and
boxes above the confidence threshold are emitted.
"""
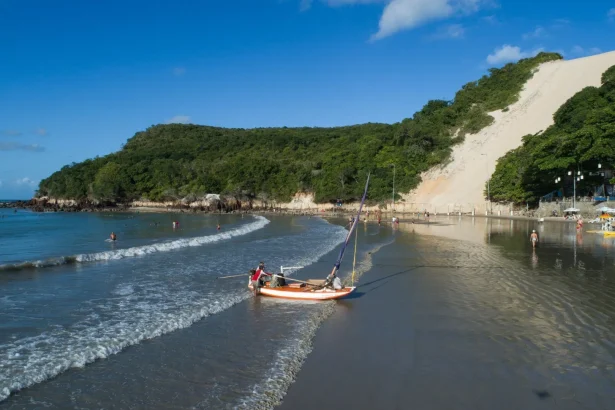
[488,64,615,204]
[37,52,563,205]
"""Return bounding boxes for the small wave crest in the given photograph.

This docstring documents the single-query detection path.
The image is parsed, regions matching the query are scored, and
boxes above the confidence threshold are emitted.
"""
[0,256,78,272]
[0,292,249,403]
[0,216,270,273]
[0,216,343,404]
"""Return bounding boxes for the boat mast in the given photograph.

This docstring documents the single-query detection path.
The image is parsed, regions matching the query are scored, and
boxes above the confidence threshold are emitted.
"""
[328,172,370,281]
[351,224,358,286]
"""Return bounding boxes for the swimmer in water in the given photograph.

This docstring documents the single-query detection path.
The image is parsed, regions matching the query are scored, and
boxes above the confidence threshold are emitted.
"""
[217,224,221,231]
[110,232,117,241]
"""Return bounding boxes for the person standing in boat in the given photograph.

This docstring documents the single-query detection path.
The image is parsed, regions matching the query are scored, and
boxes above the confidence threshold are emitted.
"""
[251,261,272,292]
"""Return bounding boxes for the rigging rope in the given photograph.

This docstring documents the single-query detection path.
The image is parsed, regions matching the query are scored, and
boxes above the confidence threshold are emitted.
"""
[352,223,358,285]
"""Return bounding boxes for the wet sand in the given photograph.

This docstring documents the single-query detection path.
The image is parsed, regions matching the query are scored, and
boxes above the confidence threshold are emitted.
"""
[278,219,615,410]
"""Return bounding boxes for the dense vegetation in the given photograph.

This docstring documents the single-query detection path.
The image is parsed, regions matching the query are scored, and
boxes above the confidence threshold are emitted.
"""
[489,64,615,204]
[38,52,563,204]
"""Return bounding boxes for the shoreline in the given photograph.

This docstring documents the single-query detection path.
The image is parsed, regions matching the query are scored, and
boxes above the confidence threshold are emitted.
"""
[1,200,580,223]
[2,201,590,229]
[277,216,596,409]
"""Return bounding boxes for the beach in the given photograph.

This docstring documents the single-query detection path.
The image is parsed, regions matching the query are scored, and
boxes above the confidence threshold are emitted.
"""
[3,208,615,409]
[278,217,615,410]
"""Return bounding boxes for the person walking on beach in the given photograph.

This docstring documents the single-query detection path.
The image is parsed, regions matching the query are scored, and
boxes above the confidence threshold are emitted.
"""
[530,230,539,248]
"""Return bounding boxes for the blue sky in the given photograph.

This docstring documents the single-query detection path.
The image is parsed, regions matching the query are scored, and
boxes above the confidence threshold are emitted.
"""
[1,0,614,199]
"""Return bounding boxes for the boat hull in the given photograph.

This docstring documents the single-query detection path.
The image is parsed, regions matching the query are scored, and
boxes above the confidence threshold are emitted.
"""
[587,230,615,237]
[248,284,356,300]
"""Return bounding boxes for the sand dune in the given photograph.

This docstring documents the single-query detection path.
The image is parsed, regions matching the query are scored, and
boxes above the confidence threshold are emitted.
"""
[405,50,615,214]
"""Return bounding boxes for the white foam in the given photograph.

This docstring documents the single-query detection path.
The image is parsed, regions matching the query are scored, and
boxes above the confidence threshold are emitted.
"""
[0,291,250,403]
[0,216,346,403]
[0,216,270,272]
[112,284,135,296]
[235,302,336,410]
[235,234,394,409]
[75,216,270,263]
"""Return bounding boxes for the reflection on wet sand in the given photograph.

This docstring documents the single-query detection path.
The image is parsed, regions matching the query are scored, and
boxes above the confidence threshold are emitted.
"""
[282,215,615,410]
[395,215,615,252]
[395,216,615,406]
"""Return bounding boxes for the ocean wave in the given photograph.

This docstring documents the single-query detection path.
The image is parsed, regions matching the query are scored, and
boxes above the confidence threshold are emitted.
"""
[0,292,250,403]
[0,217,345,404]
[233,235,394,410]
[0,216,270,273]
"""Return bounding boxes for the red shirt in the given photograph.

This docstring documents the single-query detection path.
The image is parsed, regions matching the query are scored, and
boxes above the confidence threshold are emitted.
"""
[251,268,270,281]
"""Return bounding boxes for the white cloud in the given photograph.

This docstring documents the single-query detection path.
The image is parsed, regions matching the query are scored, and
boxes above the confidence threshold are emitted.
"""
[372,0,452,41]
[482,15,498,25]
[165,115,191,124]
[305,0,490,41]
[608,8,615,21]
[35,128,47,136]
[0,142,45,152]
[15,177,37,186]
[522,26,545,40]
[2,129,22,137]
[173,67,186,76]
[300,0,313,11]
[570,45,602,57]
[486,44,542,65]
[431,23,465,39]
[325,0,385,5]
[551,18,570,29]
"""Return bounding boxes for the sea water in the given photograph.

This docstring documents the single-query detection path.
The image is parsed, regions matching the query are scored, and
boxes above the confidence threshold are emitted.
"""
[0,208,393,408]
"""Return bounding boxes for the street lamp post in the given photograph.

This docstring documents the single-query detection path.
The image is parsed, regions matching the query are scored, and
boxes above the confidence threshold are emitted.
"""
[390,164,396,214]
[481,154,491,214]
[557,169,589,209]
[555,163,602,209]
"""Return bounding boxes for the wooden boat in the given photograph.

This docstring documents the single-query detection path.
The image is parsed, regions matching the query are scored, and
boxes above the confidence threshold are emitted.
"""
[248,281,356,300]
[248,174,371,301]
[587,230,615,237]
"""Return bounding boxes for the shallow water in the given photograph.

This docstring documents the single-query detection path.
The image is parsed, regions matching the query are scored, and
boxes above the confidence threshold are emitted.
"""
[280,216,615,409]
[4,212,615,409]
[0,211,391,408]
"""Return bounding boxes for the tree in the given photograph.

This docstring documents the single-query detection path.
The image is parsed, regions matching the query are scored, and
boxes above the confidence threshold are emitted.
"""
[488,64,615,204]
[36,53,565,204]
[92,162,126,202]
